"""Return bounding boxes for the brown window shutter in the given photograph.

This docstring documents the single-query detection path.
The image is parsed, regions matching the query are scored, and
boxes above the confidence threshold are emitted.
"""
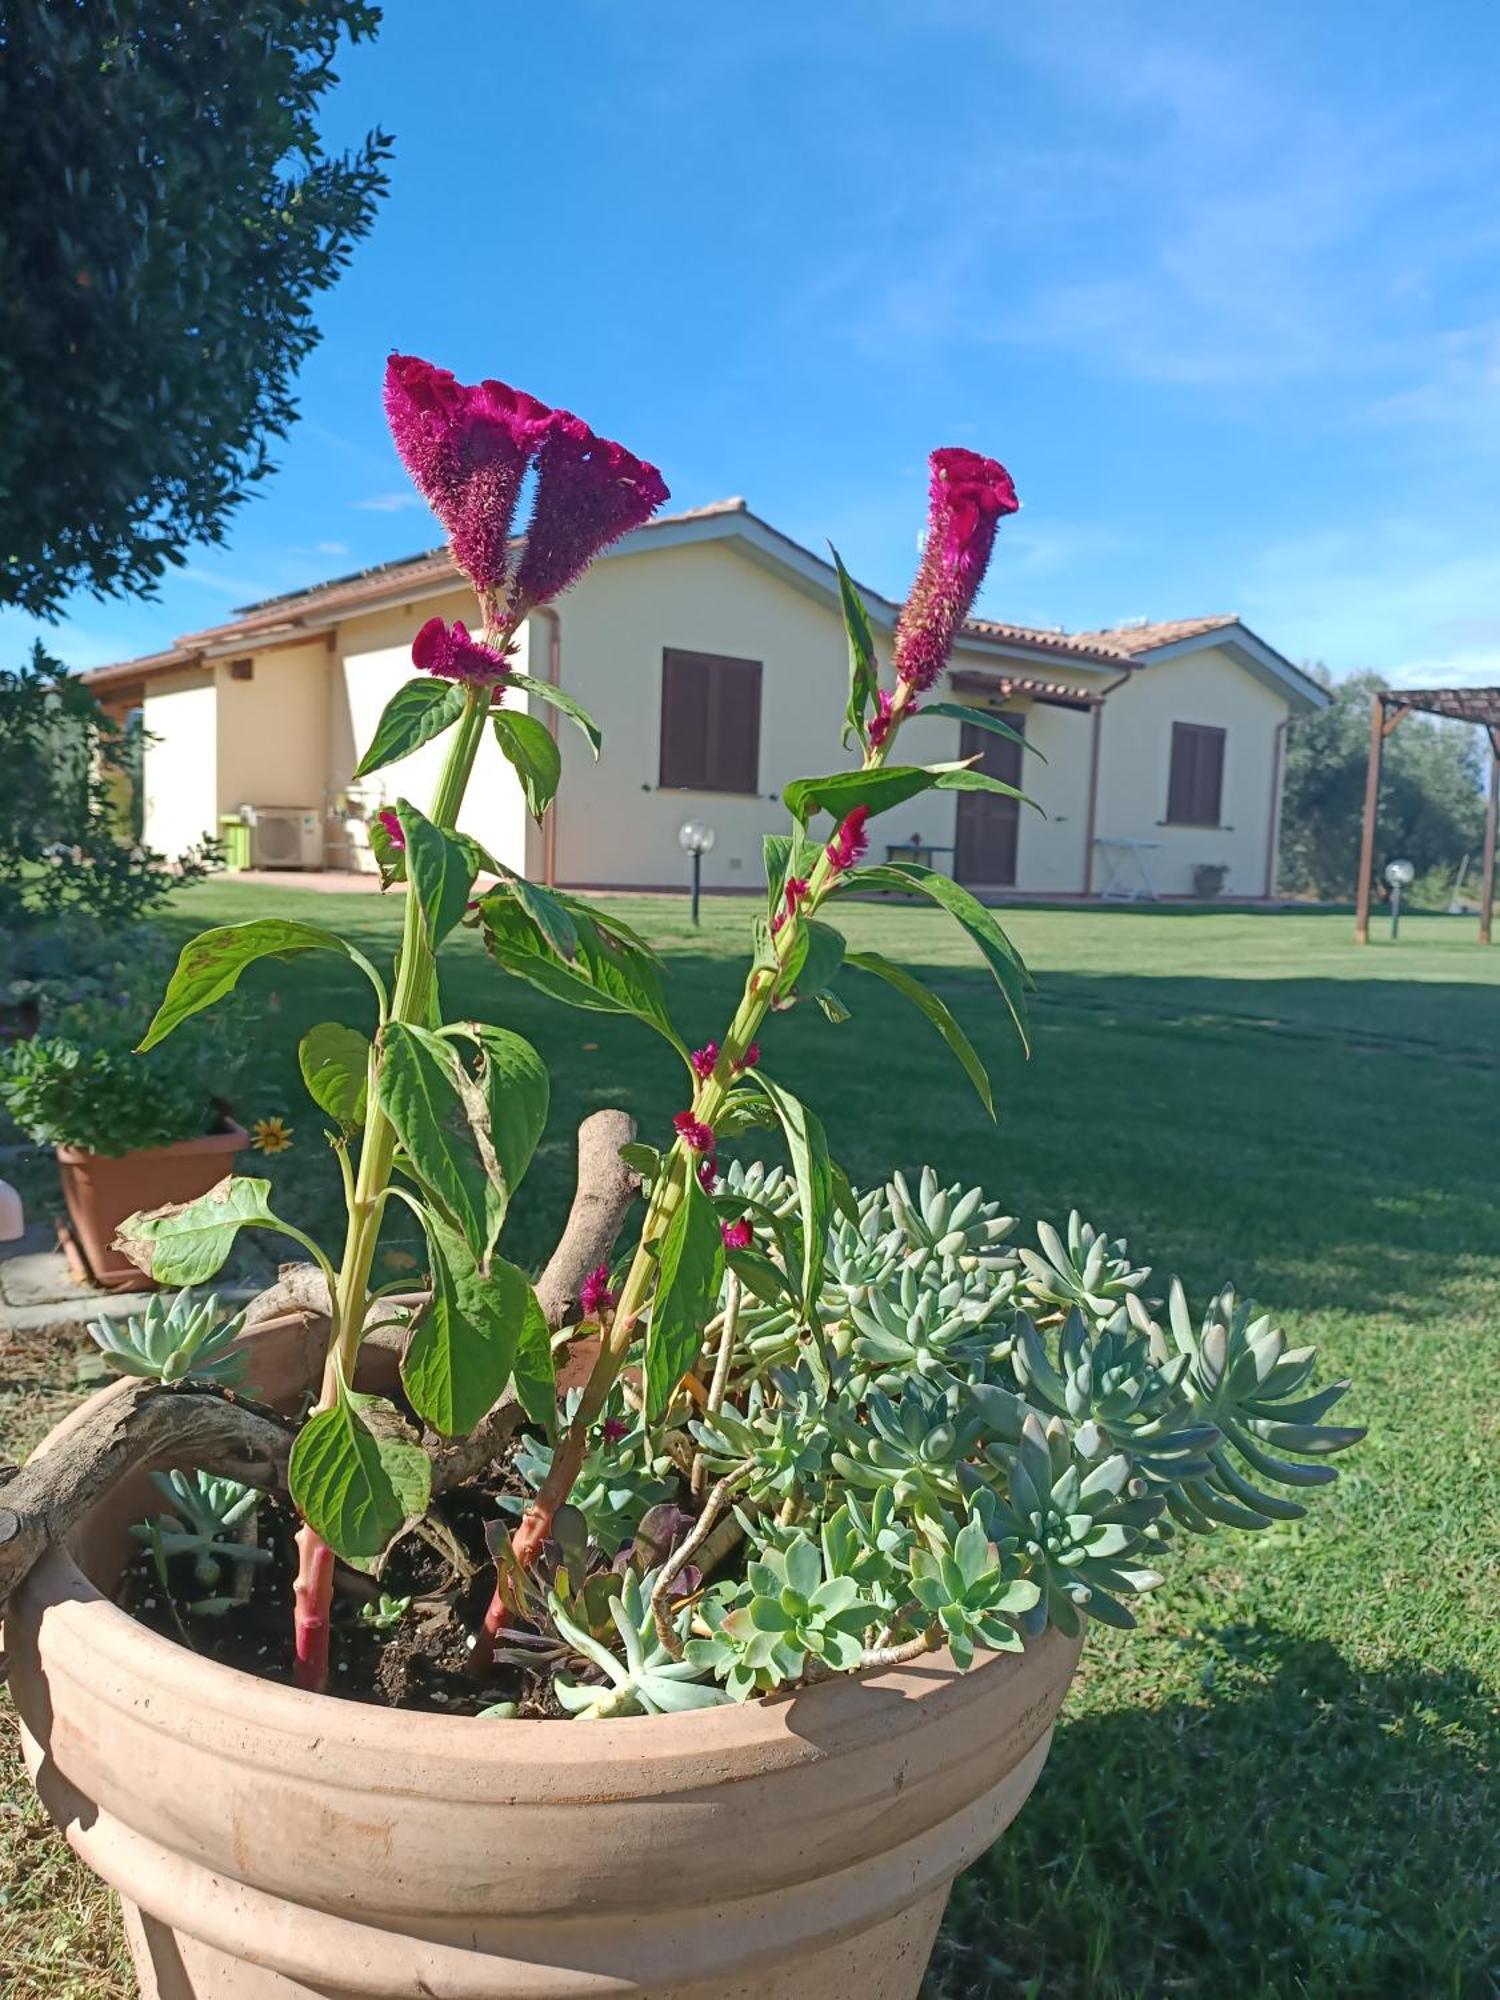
[1167,722,1225,826]
[659,649,762,794]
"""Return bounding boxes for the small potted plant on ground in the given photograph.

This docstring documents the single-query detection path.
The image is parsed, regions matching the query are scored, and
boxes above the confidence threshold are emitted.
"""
[0,357,1361,2000]
[0,973,251,1290]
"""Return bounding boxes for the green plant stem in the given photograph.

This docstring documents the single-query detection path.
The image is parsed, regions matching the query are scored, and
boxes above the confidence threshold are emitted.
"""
[291,678,491,1695]
[504,680,917,1574]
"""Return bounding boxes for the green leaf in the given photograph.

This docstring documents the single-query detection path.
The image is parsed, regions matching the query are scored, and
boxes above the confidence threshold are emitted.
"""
[450,1022,550,1196]
[468,855,578,961]
[289,1372,432,1561]
[763,833,793,919]
[780,918,846,1004]
[750,1074,834,1315]
[916,702,1041,760]
[510,1286,557,1429]
[138,920,372,1051]
[404,1216,537,1437]
[503,673,603,757]
[783,762,1036,828]
[646,1179,724,1419]
[839,863,1032,1055]
[398,800,476,950]
[353,678,466,779]
[377,1022,498,1262]
[298,1022,370,1127]
[493,710,562,822]
[114,1174,281,1285]
[832,546,878,749]
[846,950,995,1117]
[481,896,687,1056]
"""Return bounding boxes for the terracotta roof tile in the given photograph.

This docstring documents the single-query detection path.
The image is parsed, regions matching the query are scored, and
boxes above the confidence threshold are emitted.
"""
[958,617,1135,667]
[1071,615,1237,656]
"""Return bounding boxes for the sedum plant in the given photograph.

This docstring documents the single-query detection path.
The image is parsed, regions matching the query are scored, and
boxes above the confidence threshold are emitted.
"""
[88,1289,247,1386]
[115,353,1360,1707]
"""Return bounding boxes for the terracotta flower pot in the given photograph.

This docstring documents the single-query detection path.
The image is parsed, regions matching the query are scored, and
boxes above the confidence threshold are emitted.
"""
[7,1315,1083,2000]
[55,1121,248,1292]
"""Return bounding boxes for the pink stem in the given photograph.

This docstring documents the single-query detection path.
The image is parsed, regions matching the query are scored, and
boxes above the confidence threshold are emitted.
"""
[292,1525,335,1693]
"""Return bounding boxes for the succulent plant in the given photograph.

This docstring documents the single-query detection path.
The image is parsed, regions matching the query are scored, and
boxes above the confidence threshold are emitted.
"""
[88,1288,246,1386]
[1017,1213,1149,1325]
[132,1469,269,1608]
[507,1393,674,1556]
[908,1510,1040,1667]
[691,1364,832,1504]
[552,1568,729,1718]
[358,1593,413,1631]
[685,1534,884,1698]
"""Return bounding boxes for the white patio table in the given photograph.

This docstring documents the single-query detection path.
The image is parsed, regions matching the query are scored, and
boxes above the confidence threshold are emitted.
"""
[1094,836,1162,901]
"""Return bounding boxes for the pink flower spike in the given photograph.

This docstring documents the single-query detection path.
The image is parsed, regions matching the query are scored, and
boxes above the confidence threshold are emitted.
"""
[511,413,669,613]
[412,616,514,687]
[579,1262,617,1318]
[384,355,554,595]
[732,1043,761,1074]
[827,805,870,874]
[721,1217,753,1252]
[867,688,898,749]
[376,807,405,851]
[600,1416,630,1444]
[697,1154,719,1194]
[690,1042,719,1081]
[894,448,1019,692]
[674,1111,716,1154]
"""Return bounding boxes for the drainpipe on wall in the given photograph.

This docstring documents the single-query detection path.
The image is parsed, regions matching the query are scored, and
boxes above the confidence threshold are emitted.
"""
[1080,672,1133,897]
[1263,717,1288,900]
[533,607,563,888]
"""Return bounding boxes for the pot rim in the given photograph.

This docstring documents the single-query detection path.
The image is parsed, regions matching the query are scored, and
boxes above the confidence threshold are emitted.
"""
[54,1119,248,1166]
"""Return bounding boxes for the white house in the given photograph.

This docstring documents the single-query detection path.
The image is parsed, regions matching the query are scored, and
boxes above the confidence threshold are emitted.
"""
[85,500,1328,900]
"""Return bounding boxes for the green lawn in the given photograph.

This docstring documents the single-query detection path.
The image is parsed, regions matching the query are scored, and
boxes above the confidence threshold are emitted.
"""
[4,891,1498,1998]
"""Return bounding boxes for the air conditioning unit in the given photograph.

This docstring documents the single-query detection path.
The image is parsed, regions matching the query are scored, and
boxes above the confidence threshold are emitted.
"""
[241,805,323,870]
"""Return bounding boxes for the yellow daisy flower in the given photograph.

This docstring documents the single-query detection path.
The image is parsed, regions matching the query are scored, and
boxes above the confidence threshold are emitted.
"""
[250,1116,294,1154]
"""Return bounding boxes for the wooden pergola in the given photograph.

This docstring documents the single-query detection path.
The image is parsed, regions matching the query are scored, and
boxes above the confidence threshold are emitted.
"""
[1354,686,1500,943]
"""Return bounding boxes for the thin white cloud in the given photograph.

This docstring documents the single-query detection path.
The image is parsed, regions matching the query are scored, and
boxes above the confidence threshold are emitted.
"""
[353,491,422,513]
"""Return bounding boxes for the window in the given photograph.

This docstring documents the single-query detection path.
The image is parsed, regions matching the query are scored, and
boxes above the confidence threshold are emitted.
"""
[228,658,254,682]
[1166,722,1225,826]
[658,648,762,794]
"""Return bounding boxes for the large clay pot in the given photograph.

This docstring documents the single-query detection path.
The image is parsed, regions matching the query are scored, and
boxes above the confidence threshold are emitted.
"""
[7,1315,1082,2000]
[56,1121,247,1292]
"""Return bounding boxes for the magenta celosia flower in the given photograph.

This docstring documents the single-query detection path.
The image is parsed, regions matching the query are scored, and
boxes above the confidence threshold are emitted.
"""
[376,807,405,850]
[511,413,668,613]
[697,1154,719,1194]
[674,1111,716,1153]
[412,616,513,687]
[720,1217,753,1251]
[579,1262,617,1317]
[689,1042,719,1080]
[868,688,910,749]
[893,447,1019,692]
[384,355,554,596]
[827,806,870,873]
[600,1416,630,1444]
[732,1043,760,1073]
[771,877,810,936]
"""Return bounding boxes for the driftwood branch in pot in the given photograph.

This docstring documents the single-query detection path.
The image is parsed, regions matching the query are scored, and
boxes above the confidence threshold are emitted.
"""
[0,1379,294,1634]
[431,1108,641,1494]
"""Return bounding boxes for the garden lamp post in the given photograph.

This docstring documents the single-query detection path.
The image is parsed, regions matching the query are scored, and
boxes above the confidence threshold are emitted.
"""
[678,820,716,926]
[1386,857,1414,940]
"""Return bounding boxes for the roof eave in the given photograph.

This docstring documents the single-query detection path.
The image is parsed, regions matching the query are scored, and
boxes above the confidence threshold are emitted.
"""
[1132,622,1330,713]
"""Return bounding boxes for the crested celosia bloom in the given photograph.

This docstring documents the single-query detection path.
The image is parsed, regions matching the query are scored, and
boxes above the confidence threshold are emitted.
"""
[893,447,1019,692]
[867,688,910,749]
[376,807,405,850]
[579,1262,617,1318]
[826,805,870,873]
[720,1217,753,1251]
[384,355,553,596]
[412,616,513,686]
[770,877,810,936]
[674,1111,716,1153]
[511,413,669,614]
[600,1416,630,1444]
[689,1042,719,1080]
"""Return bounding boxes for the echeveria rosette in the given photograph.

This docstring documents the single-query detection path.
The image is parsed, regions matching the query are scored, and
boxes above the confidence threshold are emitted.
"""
[384,355,553,596]
[511,413,669,615]
[908,1511,1040,1668]
[893,447,1020,692]
[412,616,514,688]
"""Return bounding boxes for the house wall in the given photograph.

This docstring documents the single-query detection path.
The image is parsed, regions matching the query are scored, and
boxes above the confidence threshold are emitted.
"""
[1094,645,1288,897]
[330,588,535,876]
[141,669,218,858]
[544,540,856,891]
[216,640,331,817]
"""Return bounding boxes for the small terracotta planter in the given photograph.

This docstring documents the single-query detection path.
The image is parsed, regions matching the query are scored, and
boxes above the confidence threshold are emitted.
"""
[55,1121,247,1292]
[8,1316,1083,2000]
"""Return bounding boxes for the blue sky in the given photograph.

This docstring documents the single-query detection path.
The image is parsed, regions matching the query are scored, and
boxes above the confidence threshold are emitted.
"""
[12,0,1500,686]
